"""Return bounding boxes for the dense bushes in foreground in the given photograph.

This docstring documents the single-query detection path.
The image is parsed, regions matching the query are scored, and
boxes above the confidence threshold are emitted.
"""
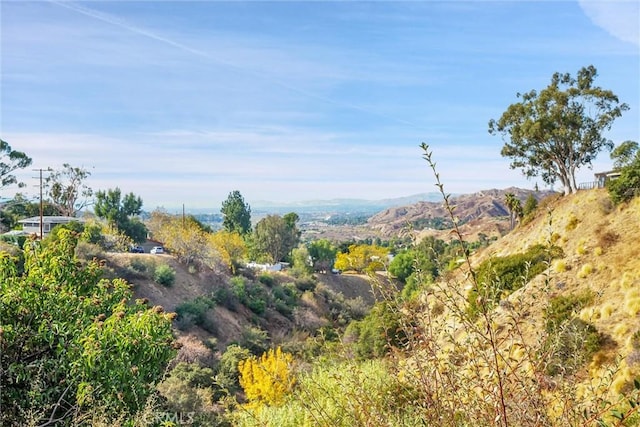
[0,229,176,425]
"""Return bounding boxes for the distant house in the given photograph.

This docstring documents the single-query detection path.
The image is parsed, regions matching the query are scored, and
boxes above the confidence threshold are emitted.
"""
[17,216,83,237]
[247,261,290,272]
[578,170,622,190]
[594,170,621,188]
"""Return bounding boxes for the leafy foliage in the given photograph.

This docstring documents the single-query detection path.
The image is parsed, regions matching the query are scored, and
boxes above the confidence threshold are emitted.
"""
[209,229,247,274]
[43,163,93,216]
[543,318,602,377]
[289,244,313,276]
[252,214,300,263]
[334,243,389,273]
[344,301,408,359]
[231,359,421,426]
[468,244,563,317]
[307,238,337,273]
[94,187,147,242]
[0,139,32,188]
[230,276,268,315]
[523,194,538,217]
[238,347,296,407]
[147,210,224,271]
[388,249,415,282]
[389,236,450,287]
[217,344,252,392]
[154,263,176,287]
[157,362,216,413]
[489,65,629,195]
[175,296,215,329]
[0,229,175,424]
[608,140,640,204]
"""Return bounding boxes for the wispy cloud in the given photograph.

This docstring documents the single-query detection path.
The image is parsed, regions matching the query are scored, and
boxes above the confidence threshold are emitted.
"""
[578,0,640,47]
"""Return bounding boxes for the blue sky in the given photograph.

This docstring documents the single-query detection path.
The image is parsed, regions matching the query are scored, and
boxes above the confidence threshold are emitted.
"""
[1,1,638,210]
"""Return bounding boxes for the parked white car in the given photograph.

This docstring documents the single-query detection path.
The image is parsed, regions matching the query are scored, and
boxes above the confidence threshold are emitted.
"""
[150,246,164,254]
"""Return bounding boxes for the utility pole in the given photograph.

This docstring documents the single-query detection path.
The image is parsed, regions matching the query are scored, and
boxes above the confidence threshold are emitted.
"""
[33,168,48,240]
[39,169,43,239]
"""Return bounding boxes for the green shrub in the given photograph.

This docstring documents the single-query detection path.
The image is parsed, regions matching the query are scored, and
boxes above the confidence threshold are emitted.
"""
[295,277,316,292]
[239,326,270,356]
[157,362,224,424]
[543,292,600,377]
[607,153,640,204]
[544,292,594,332]
[345,301,409,359]
[543,318,602,377]
[0,229,175,424]
[523,194,538,216]
[228,359,423,426]
[130,257,153,274]
[0,234,27,248]
[212,285,238,311]
[258,273,276,287]
[175,296,215,329]
[247,296,266,315]
[230,276,267,314]
[80,221,104,244]
[271,283,298,317]
[154,264,176,287]
[217,344,252,392]
[230,276,247,301]
[468,244,563,317]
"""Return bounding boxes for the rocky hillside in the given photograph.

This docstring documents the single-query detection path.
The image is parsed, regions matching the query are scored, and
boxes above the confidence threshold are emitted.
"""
[368,187,555,240]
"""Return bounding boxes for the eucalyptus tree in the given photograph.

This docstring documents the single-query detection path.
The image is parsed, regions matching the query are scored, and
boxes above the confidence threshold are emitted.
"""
[489,66,629,195]
[44,163,93,216]
[0,139,32,189]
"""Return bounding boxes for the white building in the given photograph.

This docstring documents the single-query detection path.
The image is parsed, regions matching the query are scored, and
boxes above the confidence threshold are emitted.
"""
[18,216,83,237]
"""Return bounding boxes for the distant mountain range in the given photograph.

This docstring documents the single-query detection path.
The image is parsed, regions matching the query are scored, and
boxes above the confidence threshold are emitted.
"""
[367,187,557,238]
[250,192,445,214]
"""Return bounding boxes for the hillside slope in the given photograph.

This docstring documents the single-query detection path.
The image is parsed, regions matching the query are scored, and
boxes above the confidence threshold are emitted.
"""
[410,188,640,423]
[478,188,640,353]
[105,253,384,353]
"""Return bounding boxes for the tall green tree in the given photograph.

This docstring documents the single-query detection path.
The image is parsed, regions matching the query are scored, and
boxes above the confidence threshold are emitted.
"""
[489,65,629,195]
[252,214,300,263]
[0,139,32,189]
[44,163,93,216]
[221,190,252,235]
[94,188,146,242]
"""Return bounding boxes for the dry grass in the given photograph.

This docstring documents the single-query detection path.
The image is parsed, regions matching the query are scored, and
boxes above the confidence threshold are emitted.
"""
[399,181,640,426]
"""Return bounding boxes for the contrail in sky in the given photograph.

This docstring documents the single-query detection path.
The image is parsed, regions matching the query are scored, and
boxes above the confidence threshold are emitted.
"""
[50,0,420,129]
